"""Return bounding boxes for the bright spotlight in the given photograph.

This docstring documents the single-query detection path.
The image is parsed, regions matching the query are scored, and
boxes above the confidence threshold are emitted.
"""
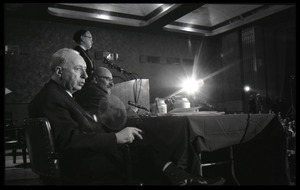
[181,78,204,94]
[244,86,251,92]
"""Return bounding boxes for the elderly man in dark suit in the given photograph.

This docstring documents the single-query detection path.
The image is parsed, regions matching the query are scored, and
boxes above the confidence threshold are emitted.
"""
[28,48,143,184]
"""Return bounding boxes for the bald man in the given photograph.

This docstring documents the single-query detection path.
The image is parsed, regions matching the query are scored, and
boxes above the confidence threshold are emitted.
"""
[75,66,114,110]
[28,48,143,184]
[74,66,125,131]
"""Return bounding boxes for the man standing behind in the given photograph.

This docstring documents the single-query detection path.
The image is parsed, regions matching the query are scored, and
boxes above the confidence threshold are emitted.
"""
[73,29,94,82]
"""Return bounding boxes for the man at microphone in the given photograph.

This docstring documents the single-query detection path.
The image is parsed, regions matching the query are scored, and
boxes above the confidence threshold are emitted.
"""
[73,29,94,82]
[75,66,225,186]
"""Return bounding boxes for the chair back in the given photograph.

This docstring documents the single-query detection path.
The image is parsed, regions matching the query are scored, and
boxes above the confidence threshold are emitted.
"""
[24,118,61,178]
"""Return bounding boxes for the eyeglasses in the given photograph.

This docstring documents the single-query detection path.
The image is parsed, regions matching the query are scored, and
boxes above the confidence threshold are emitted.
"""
[98,76,113,83]
[83,35,93,39]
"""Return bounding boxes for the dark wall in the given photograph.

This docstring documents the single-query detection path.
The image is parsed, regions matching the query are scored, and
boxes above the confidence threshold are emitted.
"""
[4,16,222,120]
[4,17,205,103]
[4,6,296,121]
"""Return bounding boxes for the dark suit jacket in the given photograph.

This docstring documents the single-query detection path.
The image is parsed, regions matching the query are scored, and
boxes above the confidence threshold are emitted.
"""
[75,82,108,116]
[74,83,126,132]
[28,80,118,155]
[74,45,94,80]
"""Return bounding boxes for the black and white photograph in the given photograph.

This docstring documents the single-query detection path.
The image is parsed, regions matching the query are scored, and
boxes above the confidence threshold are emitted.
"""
[4,3,296,186]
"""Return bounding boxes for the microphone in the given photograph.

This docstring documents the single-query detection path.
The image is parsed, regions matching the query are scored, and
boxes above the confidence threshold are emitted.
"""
[198,100,217,111]
[103,55,138,81]
[128,101,150,112]
[103,58,124,73]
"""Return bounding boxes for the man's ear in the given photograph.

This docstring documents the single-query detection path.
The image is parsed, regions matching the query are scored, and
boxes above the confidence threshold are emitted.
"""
[55,66,63,78]
[91,75,98,84]
[80,35,85,43]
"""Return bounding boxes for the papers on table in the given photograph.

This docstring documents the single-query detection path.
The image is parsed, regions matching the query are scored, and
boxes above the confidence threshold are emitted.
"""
[167,107,225,116]
[167,111,225,116]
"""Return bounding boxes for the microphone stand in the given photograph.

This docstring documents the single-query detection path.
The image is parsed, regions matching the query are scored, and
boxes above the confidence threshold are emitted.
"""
[238,97,254,145]
[128,101,150,112]
[103,59,137,80]
[239,111,251,144]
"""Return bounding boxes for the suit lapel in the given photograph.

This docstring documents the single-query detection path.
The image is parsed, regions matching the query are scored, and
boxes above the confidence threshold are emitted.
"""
[54,80,96,122]
[82,50,94,68]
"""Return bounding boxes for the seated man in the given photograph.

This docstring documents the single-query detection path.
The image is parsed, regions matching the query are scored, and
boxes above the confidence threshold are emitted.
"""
[74,66,122,131]
[74,65,225,185]
[28,48,141,184]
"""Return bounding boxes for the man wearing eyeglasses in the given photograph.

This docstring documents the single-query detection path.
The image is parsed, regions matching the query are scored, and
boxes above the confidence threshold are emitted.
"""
[75,66,115,123]
[73,29,94,82]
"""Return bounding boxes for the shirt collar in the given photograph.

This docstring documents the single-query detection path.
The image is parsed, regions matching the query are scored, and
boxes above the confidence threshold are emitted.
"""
[65,90,73,97]
[79,45,88,51]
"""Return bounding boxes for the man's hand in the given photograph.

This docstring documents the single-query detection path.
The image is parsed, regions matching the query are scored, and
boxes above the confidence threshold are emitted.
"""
[115,127,143,144]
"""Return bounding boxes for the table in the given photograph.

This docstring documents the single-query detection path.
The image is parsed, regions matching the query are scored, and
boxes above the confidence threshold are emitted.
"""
[126,113,290,185]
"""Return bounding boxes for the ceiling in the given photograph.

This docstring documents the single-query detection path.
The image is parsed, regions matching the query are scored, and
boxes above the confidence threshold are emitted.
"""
[5,3,295,36]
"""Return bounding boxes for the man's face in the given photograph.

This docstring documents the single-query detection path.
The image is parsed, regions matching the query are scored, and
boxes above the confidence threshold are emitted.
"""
[82,31,93,49]
[61,55,88,93]
[96,71,114,94]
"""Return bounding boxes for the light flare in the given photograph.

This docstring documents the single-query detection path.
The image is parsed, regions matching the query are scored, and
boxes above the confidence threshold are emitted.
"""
[181,78,204,94]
